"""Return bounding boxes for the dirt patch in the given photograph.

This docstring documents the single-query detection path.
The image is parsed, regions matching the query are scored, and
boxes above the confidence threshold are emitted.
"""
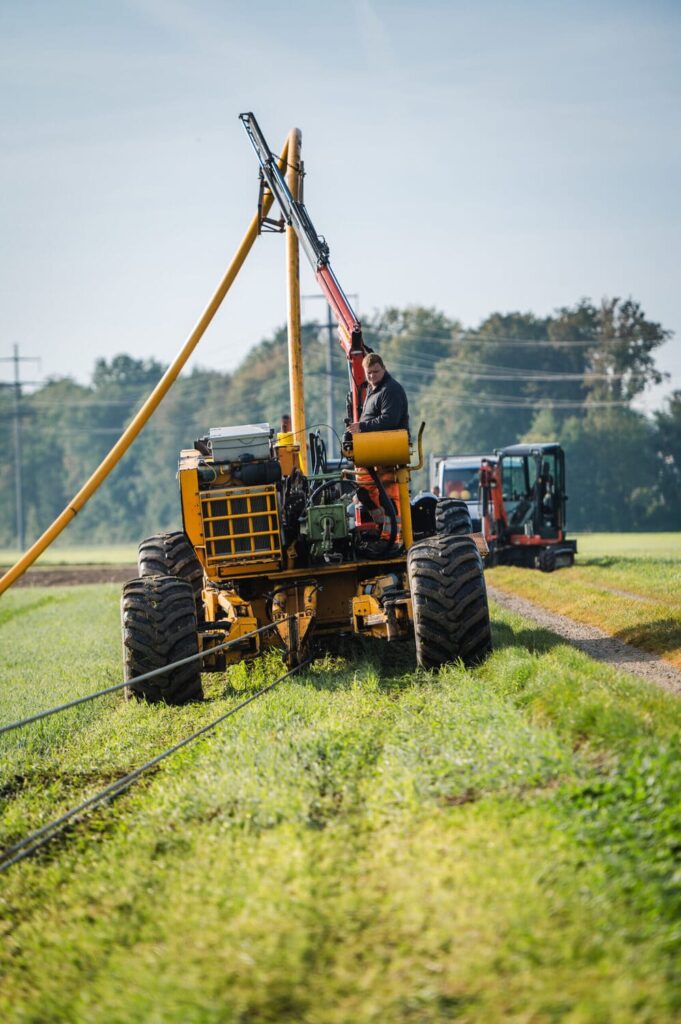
[488,584,681,696]
[5,566,137,587]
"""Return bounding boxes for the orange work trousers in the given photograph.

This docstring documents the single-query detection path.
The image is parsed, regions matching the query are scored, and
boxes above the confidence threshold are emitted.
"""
[355,467,402,546]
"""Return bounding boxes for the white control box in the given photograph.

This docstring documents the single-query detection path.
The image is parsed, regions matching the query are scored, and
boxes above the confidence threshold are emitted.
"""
[207,423,271,462]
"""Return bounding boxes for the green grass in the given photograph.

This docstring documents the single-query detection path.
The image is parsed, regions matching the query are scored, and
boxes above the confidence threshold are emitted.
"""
[0,543,137,567]
[1,584,680,1022]
[574,532,681,561]
[489,534,681,666]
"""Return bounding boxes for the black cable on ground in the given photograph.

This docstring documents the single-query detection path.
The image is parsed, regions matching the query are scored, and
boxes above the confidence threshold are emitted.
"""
[0,619,290,737]
[0,658,311,874]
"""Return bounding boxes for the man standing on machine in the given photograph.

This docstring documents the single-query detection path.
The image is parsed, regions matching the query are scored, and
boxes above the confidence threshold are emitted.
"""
[347,353,409,434]
[347,353,410,548]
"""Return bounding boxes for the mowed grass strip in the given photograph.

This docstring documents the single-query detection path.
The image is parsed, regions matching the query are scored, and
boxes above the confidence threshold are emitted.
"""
[488,533,681,667]
[575,533,681,562]
[1,585,680,1022]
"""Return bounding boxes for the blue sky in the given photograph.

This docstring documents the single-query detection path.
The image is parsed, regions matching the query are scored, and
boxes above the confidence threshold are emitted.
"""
[1,0,679,413]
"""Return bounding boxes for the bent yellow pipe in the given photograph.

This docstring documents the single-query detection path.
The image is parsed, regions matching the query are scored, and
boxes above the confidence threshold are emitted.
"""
[0,137,291,595]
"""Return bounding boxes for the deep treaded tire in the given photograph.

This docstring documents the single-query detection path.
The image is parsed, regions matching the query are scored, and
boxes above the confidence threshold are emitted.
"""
[121,576,202,704]
[408,535,492,670]
[538,547,557,573]
[138,532,203,607]
[435,498,473,536]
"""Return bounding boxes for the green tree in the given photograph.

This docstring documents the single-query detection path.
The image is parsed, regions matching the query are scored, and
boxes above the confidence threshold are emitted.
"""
[651,391,681,529]
[585,298,669,402]
[0,298,673,546]
[561,408,659,531]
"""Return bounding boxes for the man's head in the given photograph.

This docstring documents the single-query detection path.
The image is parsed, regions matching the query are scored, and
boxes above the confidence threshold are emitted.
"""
[280,413,292,433]
[363,352,386,387]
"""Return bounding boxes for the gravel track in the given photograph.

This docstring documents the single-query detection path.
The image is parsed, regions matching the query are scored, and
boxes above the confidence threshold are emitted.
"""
[488,584,681,696]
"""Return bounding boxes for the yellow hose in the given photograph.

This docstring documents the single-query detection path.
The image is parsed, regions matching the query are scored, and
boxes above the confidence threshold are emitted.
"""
[0,138,291,595]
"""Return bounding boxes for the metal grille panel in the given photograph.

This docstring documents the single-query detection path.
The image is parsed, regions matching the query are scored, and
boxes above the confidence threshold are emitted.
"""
[201,485,281,565]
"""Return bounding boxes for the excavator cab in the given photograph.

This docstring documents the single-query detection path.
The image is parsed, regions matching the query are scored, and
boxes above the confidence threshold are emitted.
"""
[501,445,565,538]
[481,443,576,571]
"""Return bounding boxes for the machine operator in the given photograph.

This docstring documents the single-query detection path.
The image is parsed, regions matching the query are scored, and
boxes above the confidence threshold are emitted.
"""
[347,353,409,435]
[346,352,409,547]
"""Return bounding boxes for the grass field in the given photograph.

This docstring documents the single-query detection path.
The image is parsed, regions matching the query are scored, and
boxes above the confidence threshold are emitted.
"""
[574,532,681,561]
[0,533,677,568]
[1,578,680,1022]
[0,543,137,567]
[489,532,681,667]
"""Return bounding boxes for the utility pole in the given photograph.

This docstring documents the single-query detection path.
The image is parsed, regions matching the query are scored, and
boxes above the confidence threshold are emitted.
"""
[302,293,358,456]
[0,346,40,551]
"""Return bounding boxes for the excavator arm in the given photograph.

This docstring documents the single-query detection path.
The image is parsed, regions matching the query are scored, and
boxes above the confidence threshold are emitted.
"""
[240,112,369,421]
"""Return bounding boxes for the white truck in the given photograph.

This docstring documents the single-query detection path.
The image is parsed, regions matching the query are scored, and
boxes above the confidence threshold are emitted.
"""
[429,453,496,533]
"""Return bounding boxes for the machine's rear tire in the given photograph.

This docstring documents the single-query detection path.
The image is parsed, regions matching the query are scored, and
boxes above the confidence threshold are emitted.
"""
[538,547,557,573]
[435,498,473,536]
[137,532,203,611]
[121,576,202,704]
[408,535,492,670]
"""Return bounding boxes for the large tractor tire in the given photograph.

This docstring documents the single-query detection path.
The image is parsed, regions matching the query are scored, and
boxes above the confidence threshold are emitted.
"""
[138,532,203,612]
[121,576,202,704]
[435,498,473,536]
[408,534,492,670]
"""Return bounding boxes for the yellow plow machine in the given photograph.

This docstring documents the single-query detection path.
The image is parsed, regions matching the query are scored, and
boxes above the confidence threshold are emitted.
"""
[120,114,492,703]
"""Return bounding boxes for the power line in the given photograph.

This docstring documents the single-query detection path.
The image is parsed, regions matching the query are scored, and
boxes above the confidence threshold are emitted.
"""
[366,327,672,347]
[387,356,651,383]
[0,346,40,549]
[305,370,633,408]
[302,292,358,455]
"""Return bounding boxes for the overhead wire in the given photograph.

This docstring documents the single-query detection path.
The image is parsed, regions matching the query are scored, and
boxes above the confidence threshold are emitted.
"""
[365,327,671,347]
[304,369,633,408]
[357,345,654,380]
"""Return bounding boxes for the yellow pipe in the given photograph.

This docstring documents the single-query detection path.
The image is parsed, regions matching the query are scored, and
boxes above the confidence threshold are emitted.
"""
[409,422,426,471]
[352,429,410,469]
[285,128,308,473]
[0,137,291,595]
[397,468,413,550]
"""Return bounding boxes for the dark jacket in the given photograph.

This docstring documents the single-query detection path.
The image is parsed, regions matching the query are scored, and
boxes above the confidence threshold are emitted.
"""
[359,371,410,433]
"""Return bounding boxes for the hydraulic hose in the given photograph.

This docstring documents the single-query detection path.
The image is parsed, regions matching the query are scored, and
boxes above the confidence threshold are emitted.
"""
[355,468,397,559]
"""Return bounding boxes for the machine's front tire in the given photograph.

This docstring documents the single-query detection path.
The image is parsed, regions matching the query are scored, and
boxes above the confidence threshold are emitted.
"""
[138,532,203,612]
[408,535,492,670]
[435,498,473,536]
[121,576,202,704]
[538,547,557,573]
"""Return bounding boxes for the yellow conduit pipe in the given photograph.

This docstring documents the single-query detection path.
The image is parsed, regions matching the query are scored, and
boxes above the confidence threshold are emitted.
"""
[285,127,308,473]
[0,138,291,596]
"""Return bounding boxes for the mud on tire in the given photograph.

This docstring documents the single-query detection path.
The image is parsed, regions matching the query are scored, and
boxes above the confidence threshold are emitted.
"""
[137,532,203,610]
[408,534,492,670]
[121,576,202,704]
[435,498,473,536]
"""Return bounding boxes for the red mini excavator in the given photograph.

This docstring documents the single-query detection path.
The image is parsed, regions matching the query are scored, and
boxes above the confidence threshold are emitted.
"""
[480,443,577,571]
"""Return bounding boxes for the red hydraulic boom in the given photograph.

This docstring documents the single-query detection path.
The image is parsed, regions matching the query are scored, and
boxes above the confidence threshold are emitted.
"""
[239,112,369,422]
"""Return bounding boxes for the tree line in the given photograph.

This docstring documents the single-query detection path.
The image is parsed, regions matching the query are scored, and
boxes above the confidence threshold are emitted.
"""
[0,296,678,547]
